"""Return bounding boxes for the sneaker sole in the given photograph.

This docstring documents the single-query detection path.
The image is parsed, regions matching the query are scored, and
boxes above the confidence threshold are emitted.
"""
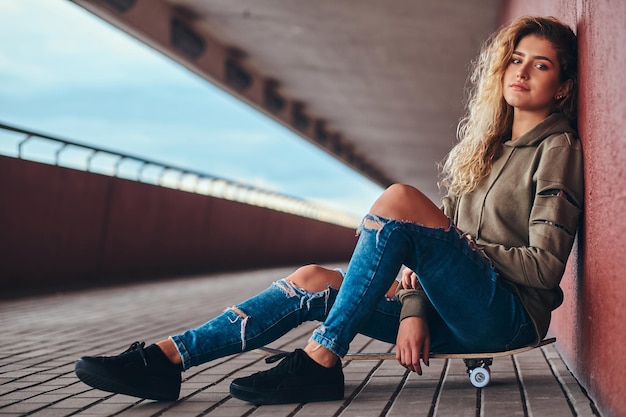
[75,360,179,402]
[229,381,343,405]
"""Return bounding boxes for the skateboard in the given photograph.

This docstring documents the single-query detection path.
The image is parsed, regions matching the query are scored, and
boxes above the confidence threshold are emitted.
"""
[254,338,556,388]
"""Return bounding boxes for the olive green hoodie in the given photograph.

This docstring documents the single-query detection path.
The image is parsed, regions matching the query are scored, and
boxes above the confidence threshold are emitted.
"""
[397,113,584,343]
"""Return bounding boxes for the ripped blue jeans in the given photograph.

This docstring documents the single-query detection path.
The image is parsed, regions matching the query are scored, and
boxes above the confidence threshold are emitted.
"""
[171,214,536,370]
[170,278,346,370]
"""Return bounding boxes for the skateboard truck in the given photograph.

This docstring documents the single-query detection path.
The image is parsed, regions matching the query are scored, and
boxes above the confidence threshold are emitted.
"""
[463,358,493,388]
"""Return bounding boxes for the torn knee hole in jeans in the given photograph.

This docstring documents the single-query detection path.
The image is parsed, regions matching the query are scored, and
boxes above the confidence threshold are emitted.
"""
[362,217,384,230]
[358,215,387,245]
[274,279,297,297]
[226,306,250,351]
[273,278,333,314]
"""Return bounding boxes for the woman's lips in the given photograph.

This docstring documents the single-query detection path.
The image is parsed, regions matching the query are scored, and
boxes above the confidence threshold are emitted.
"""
[510,82,529,91]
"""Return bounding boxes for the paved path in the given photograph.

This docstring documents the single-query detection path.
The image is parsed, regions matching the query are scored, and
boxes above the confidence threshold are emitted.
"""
[0,267,600,416]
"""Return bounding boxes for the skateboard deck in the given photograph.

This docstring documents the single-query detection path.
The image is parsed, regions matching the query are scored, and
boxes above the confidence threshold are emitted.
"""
[254,337,555,388]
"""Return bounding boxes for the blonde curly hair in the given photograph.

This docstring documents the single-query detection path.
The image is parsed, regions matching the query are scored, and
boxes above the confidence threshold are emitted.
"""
[440,16,578,195]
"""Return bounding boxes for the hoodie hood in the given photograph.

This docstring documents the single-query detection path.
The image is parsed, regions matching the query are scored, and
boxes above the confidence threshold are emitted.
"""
[505,113,576,148]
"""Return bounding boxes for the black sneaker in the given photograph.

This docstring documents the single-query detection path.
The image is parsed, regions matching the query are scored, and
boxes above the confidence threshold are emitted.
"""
[75,341,181,401]
[230,349,344,405]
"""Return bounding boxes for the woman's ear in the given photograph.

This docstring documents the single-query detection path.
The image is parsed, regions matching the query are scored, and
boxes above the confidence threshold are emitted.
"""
[556,79,573,100]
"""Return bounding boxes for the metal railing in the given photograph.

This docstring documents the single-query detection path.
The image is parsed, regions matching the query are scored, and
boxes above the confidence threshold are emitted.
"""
[0,122,359,228]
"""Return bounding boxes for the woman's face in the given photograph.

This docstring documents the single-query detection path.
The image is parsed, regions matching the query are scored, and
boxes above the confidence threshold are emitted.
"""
[502,35,569,118]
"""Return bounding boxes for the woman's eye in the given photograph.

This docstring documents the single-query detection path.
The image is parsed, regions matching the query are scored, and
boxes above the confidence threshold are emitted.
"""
[511,58,522,64]
[535,63,548,70]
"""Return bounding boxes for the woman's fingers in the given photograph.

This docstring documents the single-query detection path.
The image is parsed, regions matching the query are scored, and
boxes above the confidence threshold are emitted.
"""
[401,268,418,289]
[395,316,430,374]
[422,335,431,367]
[397,347,424,374]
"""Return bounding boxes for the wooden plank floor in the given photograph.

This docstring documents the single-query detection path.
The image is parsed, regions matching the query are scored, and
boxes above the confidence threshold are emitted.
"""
[0,266,600,416]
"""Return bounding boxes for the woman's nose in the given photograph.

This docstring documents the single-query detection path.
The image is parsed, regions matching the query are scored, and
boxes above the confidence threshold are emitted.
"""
[516,68,528,80]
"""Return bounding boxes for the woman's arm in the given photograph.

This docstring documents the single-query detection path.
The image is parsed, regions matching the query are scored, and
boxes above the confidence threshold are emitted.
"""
[395,268,431,373]
[480,135,584,289]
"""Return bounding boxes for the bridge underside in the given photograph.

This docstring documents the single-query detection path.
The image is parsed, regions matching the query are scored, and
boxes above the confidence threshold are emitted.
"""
[73,0,501,202]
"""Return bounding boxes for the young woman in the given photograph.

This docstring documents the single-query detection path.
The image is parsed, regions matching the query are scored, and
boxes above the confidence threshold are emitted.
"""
[75,15,583,405]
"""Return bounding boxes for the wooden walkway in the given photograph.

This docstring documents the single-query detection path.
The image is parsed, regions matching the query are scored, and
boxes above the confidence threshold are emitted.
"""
[0,267,600,416]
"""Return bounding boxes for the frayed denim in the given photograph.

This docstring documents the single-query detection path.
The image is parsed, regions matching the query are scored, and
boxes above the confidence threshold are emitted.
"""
[171,214,535,370]
[310,214,536,357]
[171,278,340,370]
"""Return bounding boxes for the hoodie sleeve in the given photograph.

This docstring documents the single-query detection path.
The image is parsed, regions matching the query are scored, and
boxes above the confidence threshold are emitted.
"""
[479,133,583,290]
[395,281,434,321]
[441,192,458,219]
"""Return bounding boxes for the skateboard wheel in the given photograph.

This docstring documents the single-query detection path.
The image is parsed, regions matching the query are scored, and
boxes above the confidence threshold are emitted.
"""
[469,366,490,388]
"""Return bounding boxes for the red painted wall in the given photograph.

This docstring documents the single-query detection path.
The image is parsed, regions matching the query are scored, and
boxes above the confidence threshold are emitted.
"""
[499,1,626,416]
[0,156,358,295]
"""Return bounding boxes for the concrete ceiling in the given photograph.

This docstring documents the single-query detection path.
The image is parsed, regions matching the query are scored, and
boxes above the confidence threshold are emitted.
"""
[74,0,500,202]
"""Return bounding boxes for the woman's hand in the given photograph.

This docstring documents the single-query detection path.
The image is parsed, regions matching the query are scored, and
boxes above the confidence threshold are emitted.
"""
[401,267,419,289]
[395,316,430,374]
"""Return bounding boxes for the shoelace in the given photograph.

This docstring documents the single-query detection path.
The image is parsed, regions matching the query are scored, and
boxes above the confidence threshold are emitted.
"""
[265,352,289,364]
[124,341,148,367]
[261,350,303,377]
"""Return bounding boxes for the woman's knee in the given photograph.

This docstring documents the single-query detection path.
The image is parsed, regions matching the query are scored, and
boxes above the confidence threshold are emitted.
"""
[287,265,343,292]
[370,183,448,229]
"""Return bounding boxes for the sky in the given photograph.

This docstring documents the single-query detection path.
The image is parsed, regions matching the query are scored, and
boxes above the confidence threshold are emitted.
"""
[0,0,383,219]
